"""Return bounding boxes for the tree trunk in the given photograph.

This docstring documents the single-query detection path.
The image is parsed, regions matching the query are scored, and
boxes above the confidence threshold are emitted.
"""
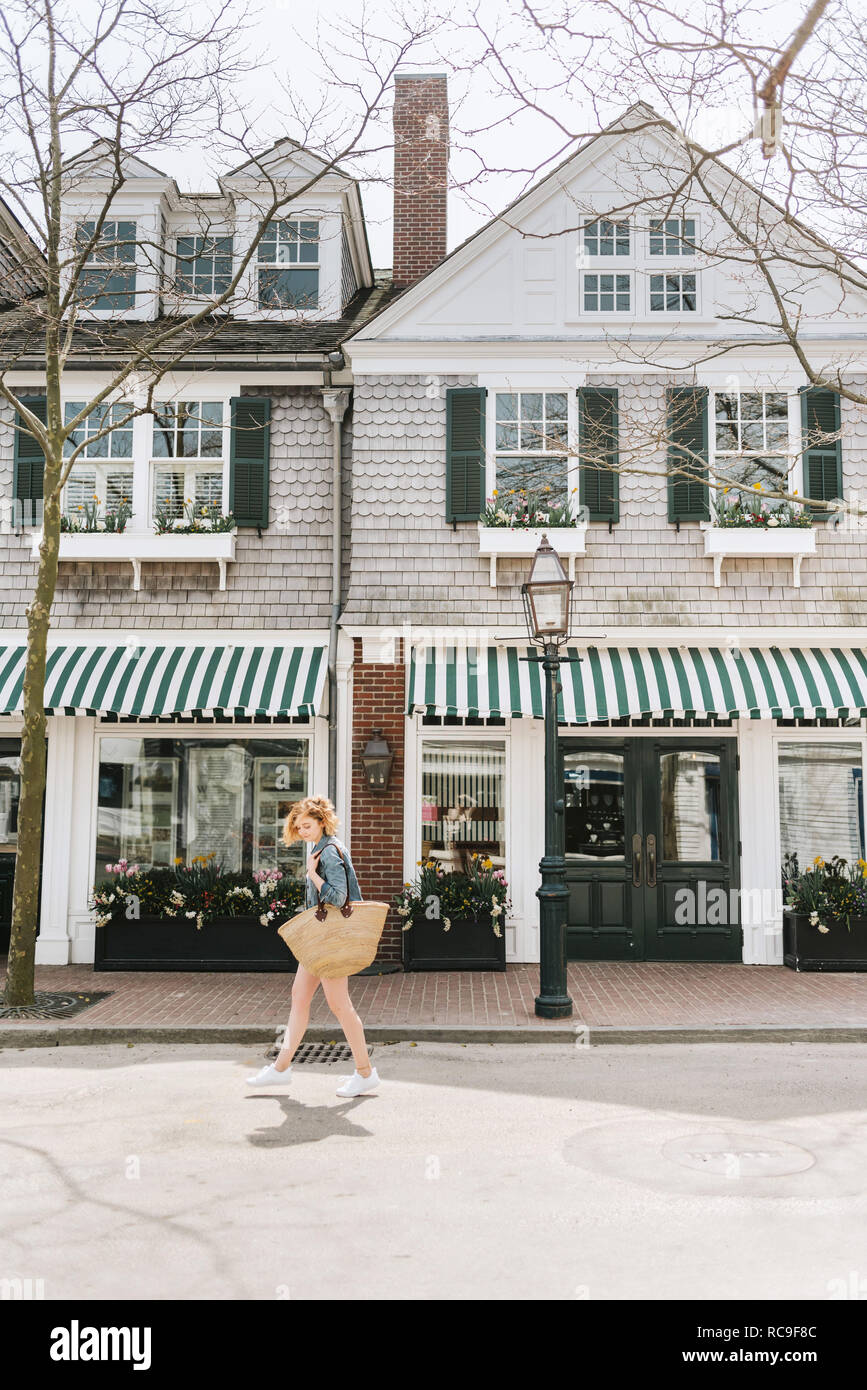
[3,465,61,1006]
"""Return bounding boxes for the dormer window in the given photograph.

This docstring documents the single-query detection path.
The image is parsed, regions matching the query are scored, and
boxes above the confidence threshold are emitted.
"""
[76,220,137,310]
[175,235,233,296]
[257,219,319,309]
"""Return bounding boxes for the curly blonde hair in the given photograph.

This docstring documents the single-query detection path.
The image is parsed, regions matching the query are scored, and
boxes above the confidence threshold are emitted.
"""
[282,794,340,846]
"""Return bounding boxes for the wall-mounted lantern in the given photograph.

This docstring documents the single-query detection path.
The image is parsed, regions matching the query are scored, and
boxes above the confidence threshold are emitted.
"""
[361,729,393,793]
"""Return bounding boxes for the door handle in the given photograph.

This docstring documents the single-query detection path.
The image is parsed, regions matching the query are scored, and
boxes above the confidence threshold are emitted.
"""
[632,833,642,887]
[646,833,657,887]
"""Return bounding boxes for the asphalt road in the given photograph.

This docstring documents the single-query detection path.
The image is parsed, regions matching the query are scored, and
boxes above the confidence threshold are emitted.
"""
[1,1040,866,1300]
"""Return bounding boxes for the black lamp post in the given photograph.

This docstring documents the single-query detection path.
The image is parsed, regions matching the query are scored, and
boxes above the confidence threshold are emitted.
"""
[522,535,574,1019]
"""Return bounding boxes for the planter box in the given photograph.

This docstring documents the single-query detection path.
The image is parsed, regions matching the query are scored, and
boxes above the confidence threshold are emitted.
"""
[783,910,867,971]
[401,913,507,971]
[30,530,237,591]
[477,524,587,586]
[702,524,816,588]
[93,913,298,972]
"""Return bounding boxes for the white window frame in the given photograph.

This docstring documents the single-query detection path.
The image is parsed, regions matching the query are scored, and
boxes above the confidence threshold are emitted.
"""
[61,400,135,521]
[647,269,700,315]
[74,217,138,316]
[408,722,511,887]
[148,398,231,524]
[582,217,631,258]
[173,233,234,298]
[647,215,698,258]
[485,388,579,506]
[256,217,321,311]
[581,271,633,314]
[708,388,803,511]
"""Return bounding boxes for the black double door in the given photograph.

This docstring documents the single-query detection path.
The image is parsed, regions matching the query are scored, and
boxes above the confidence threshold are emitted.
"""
[562,737,741,961]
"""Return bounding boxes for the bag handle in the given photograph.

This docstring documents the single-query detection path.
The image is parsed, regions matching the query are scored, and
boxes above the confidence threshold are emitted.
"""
[313,842,354,921]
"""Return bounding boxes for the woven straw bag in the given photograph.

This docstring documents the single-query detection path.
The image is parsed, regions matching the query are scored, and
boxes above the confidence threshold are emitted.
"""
[276,844,388,979]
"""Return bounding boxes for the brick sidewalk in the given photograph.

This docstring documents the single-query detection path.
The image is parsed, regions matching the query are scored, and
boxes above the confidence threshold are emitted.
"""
[2,960,867,1031]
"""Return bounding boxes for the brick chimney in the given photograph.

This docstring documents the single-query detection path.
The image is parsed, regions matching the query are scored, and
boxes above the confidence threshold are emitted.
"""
[392,71,449,288]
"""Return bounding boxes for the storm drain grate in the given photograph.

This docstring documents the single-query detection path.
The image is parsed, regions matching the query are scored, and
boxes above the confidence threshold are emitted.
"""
[266,1041,372,1066]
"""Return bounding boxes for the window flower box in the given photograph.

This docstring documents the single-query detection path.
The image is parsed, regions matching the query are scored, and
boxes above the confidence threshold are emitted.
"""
[401,912,506,971]
[30,529,237,590]
[477,523,588,587]
[93,913,299,971]
[701,523,816,588]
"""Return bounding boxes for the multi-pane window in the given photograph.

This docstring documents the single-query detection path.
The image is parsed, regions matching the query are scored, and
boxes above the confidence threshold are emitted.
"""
[62,401,133,517]
[76,220,137,311]
[713,390,792,497]
[584,273,631,312]
[649,217,696,255]
[583,219,630,256]
[778,743,864,868]
[494,391,569,503]
[175,235,233,296]
[650,272,697,311]
[151,401,225,520]
[257,219,319,309]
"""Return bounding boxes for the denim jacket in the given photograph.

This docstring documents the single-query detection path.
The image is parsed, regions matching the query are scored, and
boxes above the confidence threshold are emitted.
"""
[305,833,362,910]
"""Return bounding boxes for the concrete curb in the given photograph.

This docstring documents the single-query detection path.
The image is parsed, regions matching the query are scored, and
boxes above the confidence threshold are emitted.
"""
[2,1022,867,1047]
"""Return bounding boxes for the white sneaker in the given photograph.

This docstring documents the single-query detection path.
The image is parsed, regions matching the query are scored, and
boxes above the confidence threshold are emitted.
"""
[246,1062,293,1087]
[335,1067,380,1097]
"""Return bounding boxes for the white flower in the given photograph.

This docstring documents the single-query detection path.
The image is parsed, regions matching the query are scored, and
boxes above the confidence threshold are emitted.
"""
[401,919,413,931]
[397,904,410,916]
[491,903,502,916]
[199,518,213,529]
[185,910,196,919]
[767,516,779,527]
[260,913,269,925]
[171,891,185,905]
[442,917,451,932]
[809,911,819,925]
[493,921,502,937]
[196,913,204,931]
[172,518,186,529]
[817,923,830,934]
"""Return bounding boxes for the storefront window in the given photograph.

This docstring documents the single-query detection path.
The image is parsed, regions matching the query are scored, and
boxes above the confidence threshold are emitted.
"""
[778,742,864,867]
[0,740,21,851]
[95,737,309,881]
[420,741,505,874]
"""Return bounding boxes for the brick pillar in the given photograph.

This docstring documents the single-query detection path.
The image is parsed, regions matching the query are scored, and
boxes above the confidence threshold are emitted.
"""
[392,71,449,288]
[350,637,406,963]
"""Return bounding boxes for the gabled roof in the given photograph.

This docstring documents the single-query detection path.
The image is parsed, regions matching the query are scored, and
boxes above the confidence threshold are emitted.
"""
[346,101,867,342]
[0,195,46,306]
[223,136,354,183]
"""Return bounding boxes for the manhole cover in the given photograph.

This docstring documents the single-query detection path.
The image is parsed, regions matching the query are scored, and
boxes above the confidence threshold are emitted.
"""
[266,1041,373,1065]
[663,1132,815,1178]
[0,991,113,1020]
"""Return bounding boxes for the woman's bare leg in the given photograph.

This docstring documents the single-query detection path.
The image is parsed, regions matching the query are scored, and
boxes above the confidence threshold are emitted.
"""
[321,976,371,1075]
[274,964,321,1071]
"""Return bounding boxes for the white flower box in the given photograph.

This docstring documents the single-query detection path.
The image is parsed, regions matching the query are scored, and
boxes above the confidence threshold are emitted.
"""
[30,530,237,591]
[477,523,588,586]
[701,524,816,588]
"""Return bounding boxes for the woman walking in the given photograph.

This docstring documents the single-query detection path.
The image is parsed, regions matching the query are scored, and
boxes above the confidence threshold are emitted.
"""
[246,795,380,1097]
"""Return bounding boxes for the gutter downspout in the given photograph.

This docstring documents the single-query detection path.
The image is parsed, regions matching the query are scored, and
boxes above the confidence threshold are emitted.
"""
[321,386,351,804]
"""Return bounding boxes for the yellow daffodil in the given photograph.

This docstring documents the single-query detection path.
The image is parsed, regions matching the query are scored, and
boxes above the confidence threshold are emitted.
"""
[813,855,824,867]
[754,483,762,490]
[173,856,184,866]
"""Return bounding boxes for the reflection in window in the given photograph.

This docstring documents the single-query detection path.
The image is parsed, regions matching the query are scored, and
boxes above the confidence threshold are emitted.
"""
[495,390,568,505]
[778,742,864,868]
[95,738,309,882]
[0,741,21,852]
[420,742,505,876]
[564,752,625,859]
[660,751,721,861]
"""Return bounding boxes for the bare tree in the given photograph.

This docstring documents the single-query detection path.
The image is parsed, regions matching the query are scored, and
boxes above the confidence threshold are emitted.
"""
[0,0,436,1006]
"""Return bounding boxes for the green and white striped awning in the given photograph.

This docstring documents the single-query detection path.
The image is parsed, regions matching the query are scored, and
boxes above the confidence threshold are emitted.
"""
[408,645,867,722]
[0,642,327,717]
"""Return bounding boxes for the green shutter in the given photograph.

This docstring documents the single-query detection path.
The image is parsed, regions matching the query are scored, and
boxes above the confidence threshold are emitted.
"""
[667,386,709,521]
[230,396,270,527]
[800,387,842,519]
[578,387,619,522]
[13,396,47,520]
[446,387,486,522]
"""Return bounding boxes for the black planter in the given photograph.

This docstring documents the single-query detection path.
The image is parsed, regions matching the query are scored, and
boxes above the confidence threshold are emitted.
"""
[783,910,867,971]
[401,913,507,971]
[93,914,298,972]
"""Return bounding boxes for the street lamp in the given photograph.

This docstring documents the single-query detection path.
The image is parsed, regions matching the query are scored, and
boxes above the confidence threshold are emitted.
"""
[522,534,574,1019]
